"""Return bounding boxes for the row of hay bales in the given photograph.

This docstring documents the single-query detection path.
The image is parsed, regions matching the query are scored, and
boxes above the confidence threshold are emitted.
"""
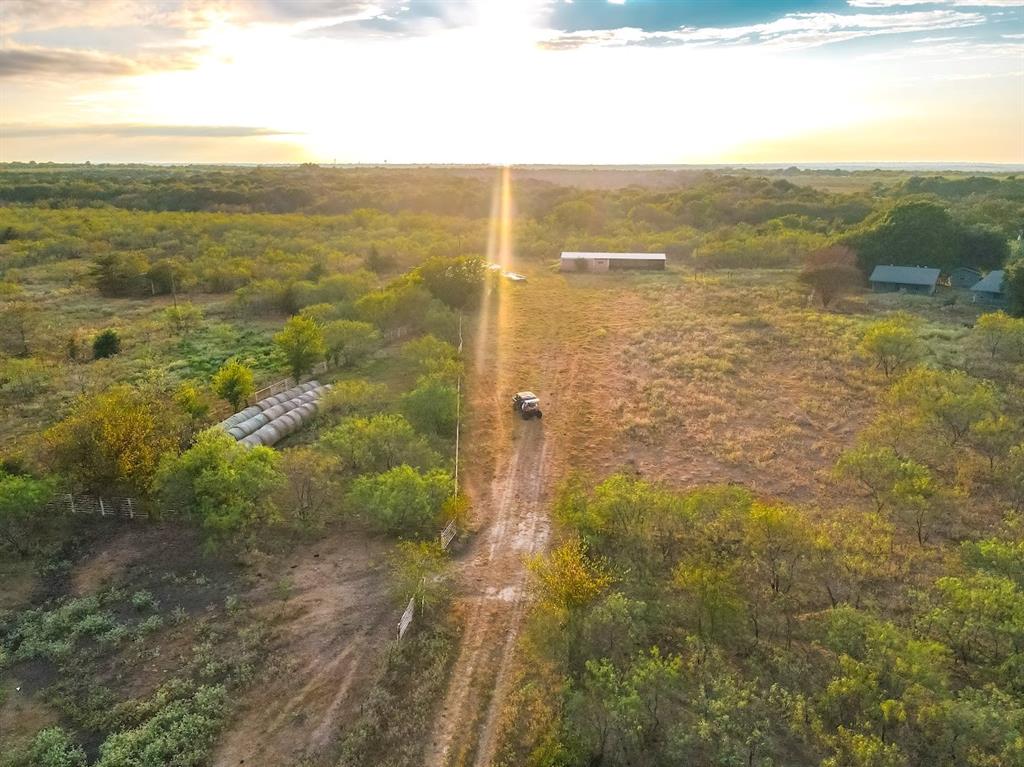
[215,381,330,448]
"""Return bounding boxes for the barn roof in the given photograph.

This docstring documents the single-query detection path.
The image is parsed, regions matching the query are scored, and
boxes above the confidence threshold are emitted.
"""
[971,270,1005,294]
[868,265,941,287]
[560,252,666,261]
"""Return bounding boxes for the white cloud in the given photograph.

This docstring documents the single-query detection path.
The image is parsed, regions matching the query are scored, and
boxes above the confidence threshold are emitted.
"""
[849,0,1024,7]
[539,9,988,50]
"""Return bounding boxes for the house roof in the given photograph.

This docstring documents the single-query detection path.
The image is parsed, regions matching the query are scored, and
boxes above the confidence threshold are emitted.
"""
[971,270,1005,294]
[950,266,981,275]
[868,265,941,287]
[560,252,666,261]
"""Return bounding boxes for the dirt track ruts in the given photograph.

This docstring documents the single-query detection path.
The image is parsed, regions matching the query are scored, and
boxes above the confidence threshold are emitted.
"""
[426,273,589,767]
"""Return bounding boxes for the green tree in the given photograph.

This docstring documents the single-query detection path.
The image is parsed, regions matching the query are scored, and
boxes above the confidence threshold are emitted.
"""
[90,251,149,297]
[44,385,186,495]
[1006,257,1024,317]
[275,447,342,530]
[154,430,283,545]
[958,224,1010,271]
[162,302,203,335]
[835,443,940,544]
[528,538,610,616]
[146,257,193,296]
[0,471,57,557]
[211,358,254,411]
[859,315,921,378]
[923,573,1024,667]
[973,310,1024,360]
[320,414,438,474]
[92,328,121,359]
[346,465,453,535]
[842,201,961,273]
[274,315,325,381]
[317,379,387,421]
[0,290,39,356]
[673,561,744,642]
[887,367,998,449]
[968,414,1019,472]
[322,319,381,367]
[418,255,486,309]
[401,377,458,437]
[400,334,461,380]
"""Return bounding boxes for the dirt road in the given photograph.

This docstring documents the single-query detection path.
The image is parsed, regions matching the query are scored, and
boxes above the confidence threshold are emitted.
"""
[425,273,602,767]
[425,416,554,767]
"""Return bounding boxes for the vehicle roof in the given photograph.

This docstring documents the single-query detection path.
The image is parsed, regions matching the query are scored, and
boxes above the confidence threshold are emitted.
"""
[516,391,538,399]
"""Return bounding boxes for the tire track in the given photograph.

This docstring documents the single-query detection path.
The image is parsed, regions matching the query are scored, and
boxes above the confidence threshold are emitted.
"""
[427,324,581,767]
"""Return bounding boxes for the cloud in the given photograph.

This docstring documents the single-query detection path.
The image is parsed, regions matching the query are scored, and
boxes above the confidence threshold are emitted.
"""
[1,124,297,138]
[539,9,989,50]
[0,0,212,35]
[297,1,479,39]
[849,0,1024,6]
[0,44,199,79]
[0,46,151,77]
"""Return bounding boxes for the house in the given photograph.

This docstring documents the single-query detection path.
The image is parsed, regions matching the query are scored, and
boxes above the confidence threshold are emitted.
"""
[970,270,1007,306]
[949,266,982,289]
[560,252,666,273]
[868,265,941,295]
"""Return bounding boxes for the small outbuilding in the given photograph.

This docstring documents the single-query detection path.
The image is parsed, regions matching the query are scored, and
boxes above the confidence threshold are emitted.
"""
[970,270,1007,306]
[868,265,941,295]
[949,266,982,288]
[560,252,666,273]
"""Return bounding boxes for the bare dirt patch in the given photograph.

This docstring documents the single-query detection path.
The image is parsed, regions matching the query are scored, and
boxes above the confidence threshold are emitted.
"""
[212,531,393,767]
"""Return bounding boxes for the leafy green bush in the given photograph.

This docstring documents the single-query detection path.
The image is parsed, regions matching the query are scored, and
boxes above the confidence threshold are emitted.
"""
[1,726,86,767]
[92,328,121,359]
[95,684,227,767]
[347,465,453,536]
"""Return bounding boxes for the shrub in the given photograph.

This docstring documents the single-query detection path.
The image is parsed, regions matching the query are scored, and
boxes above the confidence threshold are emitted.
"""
[92,328,121,359]
[154,430,283,546]
[273,315,325,381]
[211,358,254,411]
[320,414,439,474]
[347,465,453,536]
[401,377,458,437]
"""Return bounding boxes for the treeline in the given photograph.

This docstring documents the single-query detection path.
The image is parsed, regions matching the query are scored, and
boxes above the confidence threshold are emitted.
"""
[0,206,484,277]
[1,166,1021,280]
[503,328,1024,766]
[0,165,496,217]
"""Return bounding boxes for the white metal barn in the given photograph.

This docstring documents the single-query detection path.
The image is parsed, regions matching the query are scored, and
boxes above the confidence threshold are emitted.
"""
[560,252,666,273]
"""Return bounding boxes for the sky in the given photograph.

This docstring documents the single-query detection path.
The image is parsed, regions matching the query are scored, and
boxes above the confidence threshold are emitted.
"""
[0,0,1022,164]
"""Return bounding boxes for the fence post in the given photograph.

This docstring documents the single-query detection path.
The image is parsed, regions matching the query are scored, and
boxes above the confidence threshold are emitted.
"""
[99,498,106,517]
[67,493,75,515]
[127,497,134,519]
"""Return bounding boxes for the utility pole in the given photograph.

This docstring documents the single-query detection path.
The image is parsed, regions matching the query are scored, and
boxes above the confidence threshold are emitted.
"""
[454,312,463,491]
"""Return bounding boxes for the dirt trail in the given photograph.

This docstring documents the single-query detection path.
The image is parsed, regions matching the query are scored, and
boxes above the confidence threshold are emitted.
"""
[426,272,602,767]
[213,534,392,767]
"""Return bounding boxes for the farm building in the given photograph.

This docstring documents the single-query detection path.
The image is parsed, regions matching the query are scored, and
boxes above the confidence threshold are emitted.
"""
[949,266,982,288]
[970,270,1007,306]
[868,265,941,295]
[560,252,666,272]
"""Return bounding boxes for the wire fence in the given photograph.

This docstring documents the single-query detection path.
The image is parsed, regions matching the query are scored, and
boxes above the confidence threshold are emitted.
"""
[49,493,156,520]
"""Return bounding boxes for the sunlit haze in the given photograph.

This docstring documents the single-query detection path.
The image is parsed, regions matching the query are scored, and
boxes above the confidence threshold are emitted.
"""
[2,0,1022,164]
